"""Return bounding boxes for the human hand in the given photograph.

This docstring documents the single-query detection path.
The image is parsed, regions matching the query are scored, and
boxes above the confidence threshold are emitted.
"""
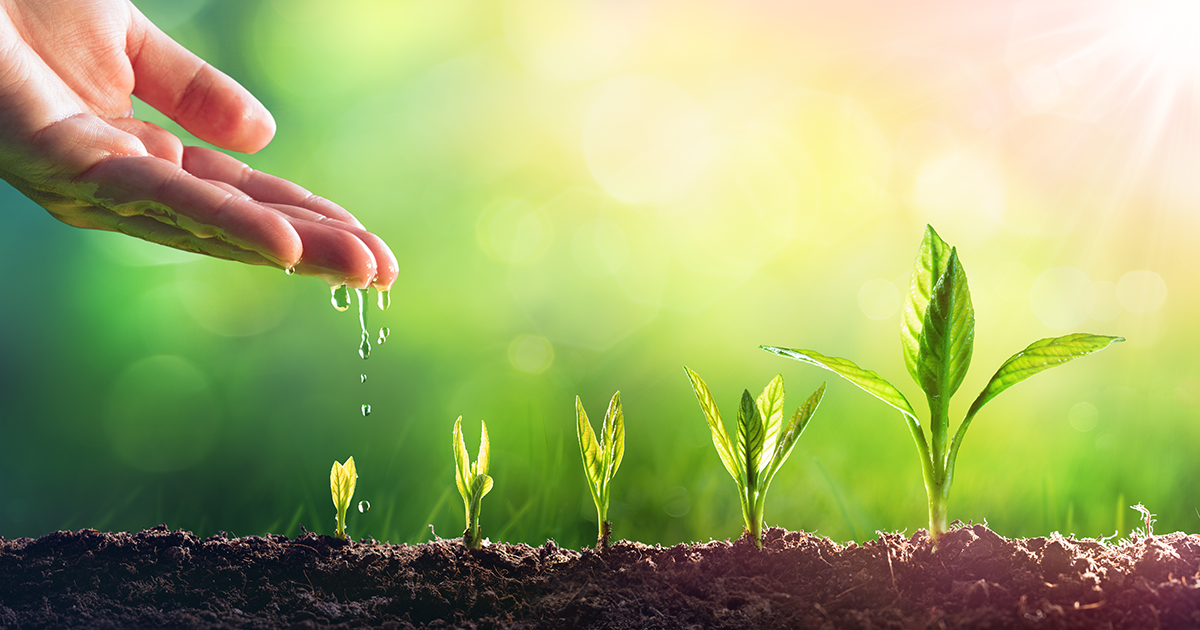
[0,0,396,290]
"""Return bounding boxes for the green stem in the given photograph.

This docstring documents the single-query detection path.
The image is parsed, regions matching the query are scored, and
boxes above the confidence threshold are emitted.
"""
[596,499,609,551]
[745,487,763,549]
[924,395,952,546]
[466,497,483,550]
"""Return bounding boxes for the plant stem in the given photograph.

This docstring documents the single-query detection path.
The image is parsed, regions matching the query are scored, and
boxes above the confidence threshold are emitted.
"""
[747,490,763,550]
[466,501,483,550]
[925,395,951,546]
[927,477,949,546]
[598,521,612,552]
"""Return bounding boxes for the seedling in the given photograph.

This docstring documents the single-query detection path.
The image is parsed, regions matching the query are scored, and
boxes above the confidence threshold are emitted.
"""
[1130,503,1156,538]
[685,369,826,549]
[576,392,625,552]
[763,225,1123,545]
[453,416,493,550]
[330,456,357,540]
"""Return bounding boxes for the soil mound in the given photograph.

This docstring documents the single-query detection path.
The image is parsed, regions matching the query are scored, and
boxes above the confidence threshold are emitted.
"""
[2,524,1197,628]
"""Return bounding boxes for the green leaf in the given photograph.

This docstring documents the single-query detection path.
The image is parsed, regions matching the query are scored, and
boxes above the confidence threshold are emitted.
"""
[760,346,918,423]
[736,390,765,489]
[966,333,1125,421]
[477,420,490,477]
[468,473,493,520]
[604,391,625,479]
[685,367,740,482]
[902,225,954,387]
[472,472,494,500]
[915,249,975,401]
[755,375,786,472]
[453,417,470,501]
[576,396,604,494]
[763,382,825,487]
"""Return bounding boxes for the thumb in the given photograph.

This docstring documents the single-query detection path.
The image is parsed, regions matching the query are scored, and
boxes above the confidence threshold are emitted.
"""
[126,6,275,153]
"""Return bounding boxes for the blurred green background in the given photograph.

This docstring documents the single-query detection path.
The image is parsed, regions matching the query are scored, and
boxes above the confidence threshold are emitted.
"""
[2,0,1197,547]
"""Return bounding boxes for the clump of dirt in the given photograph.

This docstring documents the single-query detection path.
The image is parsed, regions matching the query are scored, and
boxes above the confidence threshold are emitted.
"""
[2,524,1197,628]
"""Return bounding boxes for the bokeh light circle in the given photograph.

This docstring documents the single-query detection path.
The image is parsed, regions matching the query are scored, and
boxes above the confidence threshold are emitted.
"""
[583,75,712,204]
[1116,270,1167,313]
[858,279,900,320]
[477,199,553,264]
[103,356,221,472]
[176,260,292,337]
[572,219,630,276]
[508,334,555,373]
[1029,266,1092,329]
[504,0,648,81]
[1068,401,1099,432]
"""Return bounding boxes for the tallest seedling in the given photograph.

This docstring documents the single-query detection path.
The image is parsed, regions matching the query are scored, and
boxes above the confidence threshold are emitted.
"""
[763,225,1123,544]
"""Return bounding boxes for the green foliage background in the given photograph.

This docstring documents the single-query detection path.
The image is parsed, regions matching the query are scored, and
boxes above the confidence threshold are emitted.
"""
[1,0,1197,546]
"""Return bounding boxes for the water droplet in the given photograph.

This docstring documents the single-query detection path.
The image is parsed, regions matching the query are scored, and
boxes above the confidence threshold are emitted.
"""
[380,326,390,339]
[356,288,371,359]
[330,285,351,312]
[378,289,391,311]
[358,500,371,513]
[361,404,371,416]
[284,266,296,276]
[360,374,367,383]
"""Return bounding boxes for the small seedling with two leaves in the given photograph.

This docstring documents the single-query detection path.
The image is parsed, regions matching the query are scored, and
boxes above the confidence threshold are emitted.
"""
[576,392,625,552]
[330,456,357,540]
[453,416,493,550]
[686,369,826,549]
[763,225,1123,545]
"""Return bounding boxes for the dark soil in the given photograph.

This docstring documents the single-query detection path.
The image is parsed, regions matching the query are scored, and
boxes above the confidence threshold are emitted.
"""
[2,524,1197,629]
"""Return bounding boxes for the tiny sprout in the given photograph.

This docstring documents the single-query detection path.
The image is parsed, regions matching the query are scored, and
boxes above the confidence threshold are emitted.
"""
[358,500,371,514]
[576,392,625,552]
[685,369,825,550]
[1131,503,1155,538]
[453,416,493,550]
[330,456,357,540]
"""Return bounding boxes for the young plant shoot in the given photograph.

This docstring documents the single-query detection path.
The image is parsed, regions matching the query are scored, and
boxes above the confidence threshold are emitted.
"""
[762,225,1123,545]
[330,456,357,540]
[685,369,826,549]
[576,392,625,552]
[453,416,493,550]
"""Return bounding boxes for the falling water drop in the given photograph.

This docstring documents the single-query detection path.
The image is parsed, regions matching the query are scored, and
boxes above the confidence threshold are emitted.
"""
[360,374,367,383]
[378,289,391,311]
[361,404,371,416]
[356,288,371,359]
[358,500,371,513]
[284,266,296,276]
[330,285,351,312]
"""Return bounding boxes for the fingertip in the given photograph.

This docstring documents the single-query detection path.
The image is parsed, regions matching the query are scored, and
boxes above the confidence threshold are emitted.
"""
[235,91,276,154]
